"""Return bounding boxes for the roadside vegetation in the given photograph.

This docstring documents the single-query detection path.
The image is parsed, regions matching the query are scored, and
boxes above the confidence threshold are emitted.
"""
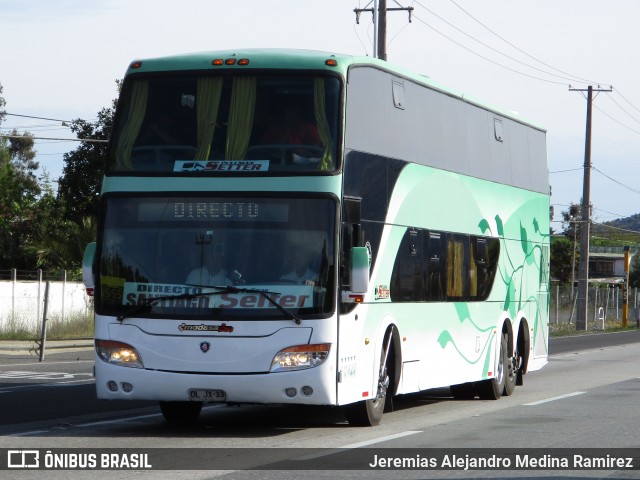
[0,312,93,340]
[550,319,638,337]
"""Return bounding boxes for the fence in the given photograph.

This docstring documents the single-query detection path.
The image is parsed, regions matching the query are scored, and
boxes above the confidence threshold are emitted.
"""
[550,283,640,327]
[2,269,636,333]
[0,269,92,333]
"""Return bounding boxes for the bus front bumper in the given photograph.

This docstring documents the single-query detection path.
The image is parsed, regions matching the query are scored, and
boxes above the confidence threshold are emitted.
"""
[94,359,337,405]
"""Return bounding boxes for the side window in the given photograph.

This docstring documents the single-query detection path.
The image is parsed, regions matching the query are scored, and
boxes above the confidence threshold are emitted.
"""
[390,229,425,302]
[425,231,445,301]
[471,236,500,300]
[390,229,500,303]
[446,234,469,300]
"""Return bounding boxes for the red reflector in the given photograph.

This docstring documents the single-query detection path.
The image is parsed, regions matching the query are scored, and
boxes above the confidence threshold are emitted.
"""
[212,59,224,66]
[362,391,369,398]
[225,58,237,65]
[85,287,94,297]
[238,58,250,65]
[130,61,142,69]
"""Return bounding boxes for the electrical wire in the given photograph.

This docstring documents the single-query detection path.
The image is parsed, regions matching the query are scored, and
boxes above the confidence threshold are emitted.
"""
[0,134,107,143]
[445,0,604,87]
[3,112,73,124]
[413,1,585,85]
[592,166,640,196]
[411,12,569,86]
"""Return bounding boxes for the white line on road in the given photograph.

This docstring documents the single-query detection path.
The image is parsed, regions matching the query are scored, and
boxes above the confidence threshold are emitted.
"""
[295,430,422,461]
[524,391,586,406]
[0,360,94,368]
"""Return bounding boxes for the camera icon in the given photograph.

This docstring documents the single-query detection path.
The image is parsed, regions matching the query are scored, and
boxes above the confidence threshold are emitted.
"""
[7,450,40,469]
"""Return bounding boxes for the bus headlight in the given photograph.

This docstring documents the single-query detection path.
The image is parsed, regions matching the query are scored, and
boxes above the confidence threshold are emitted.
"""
[96,340,144,368]
[270,344,330,372]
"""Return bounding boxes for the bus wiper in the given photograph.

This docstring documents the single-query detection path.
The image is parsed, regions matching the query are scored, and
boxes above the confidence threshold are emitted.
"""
[229,286,302,325]
[116,285,301,324]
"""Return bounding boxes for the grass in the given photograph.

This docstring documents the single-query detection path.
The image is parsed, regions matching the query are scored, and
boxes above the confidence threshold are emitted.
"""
[0,311,94,340]
[550,319,639,337]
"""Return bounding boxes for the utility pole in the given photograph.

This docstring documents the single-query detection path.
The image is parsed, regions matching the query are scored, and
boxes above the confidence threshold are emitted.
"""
[569,85,612,330]
[354,1,414,60]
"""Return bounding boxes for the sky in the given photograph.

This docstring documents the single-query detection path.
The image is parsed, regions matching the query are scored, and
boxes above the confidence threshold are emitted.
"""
[1,0,640,229]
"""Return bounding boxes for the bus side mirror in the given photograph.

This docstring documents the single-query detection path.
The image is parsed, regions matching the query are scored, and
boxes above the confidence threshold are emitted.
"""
[83,242,96,296]
[350,246,370,294]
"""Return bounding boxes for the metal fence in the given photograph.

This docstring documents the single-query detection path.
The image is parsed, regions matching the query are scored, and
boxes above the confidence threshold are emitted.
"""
[0,269,92,332]
[549,283,640,327]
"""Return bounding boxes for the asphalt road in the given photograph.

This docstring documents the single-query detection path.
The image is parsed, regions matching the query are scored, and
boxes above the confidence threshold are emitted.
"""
[0,330,639,479]
[0,330,639,431]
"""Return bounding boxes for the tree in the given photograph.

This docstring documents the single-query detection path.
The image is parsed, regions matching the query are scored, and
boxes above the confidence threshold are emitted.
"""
[550,236,574,284]
[0,83,41,269]
[57,80,119,225]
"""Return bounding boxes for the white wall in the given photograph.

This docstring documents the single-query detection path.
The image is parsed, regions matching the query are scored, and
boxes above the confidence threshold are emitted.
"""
[0,280,92,331]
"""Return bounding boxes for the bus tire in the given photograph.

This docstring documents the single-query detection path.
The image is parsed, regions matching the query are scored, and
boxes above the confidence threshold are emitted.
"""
[345,335,392,426]
[159,401,203,423]
[503,336,517,396]
[477,333,508,400]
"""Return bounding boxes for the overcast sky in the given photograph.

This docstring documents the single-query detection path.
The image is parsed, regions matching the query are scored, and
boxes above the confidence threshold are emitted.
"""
[1,0,639,227]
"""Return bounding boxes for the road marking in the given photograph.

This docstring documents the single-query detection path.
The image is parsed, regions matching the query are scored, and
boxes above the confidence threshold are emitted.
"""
[10,403,230,435]
[295,430,422,461]
[0,360,94,368]
[0,371,76,380]
[524,391,586,406]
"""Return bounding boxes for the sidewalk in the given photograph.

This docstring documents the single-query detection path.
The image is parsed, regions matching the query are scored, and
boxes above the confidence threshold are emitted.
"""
[0,338,93,355]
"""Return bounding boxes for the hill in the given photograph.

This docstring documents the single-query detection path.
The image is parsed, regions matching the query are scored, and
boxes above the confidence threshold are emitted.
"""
[605,213,640,232]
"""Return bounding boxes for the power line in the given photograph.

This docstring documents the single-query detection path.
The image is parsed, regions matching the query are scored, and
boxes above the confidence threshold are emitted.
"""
[413,1,588,85]
[592,166,640,196]
[549,167,583,174]
[411,12,569,85]
[445,0,603,87]
[3,112,74,124]
[0,134,108,143]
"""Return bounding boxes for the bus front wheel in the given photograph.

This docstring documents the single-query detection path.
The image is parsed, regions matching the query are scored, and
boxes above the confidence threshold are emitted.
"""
[345,335,392,426]
[159,401,203,423]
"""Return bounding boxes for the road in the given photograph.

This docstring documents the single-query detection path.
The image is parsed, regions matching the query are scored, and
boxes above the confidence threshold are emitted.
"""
[0,331,639,479]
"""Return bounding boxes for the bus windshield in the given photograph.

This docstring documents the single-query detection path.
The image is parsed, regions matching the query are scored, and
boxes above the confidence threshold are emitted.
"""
[96,196,336,320]
[107,73,341,174]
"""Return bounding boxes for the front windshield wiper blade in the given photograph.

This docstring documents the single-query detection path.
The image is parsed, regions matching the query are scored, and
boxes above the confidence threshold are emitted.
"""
[116,285,301,324]
[227,286,302,325]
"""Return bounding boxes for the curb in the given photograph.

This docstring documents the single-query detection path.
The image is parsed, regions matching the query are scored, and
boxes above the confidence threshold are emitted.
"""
[0,339,94,354]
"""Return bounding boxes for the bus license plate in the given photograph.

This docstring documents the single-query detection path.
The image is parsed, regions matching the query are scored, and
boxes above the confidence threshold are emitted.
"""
[189,389,226,401]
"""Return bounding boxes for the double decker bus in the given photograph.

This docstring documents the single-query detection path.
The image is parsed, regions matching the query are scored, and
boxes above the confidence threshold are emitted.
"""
[83,49,550,426]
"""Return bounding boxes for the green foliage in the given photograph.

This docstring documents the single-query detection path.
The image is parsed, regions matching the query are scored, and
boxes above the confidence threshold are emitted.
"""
[0,80,118,271]
[57,81,118,225]
[550,236,575,284]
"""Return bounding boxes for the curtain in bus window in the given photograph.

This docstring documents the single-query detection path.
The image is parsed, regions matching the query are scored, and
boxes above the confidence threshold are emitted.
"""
[314,78,334,170]
[115,80,149,169]
[447,238,465,298]
[195,77,223,160]
[226,76,256,160]
[469,239,478,298]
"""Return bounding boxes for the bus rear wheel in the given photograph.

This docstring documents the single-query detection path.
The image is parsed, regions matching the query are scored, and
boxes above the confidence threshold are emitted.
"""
[477,333,509,400]
[159,401,203,423]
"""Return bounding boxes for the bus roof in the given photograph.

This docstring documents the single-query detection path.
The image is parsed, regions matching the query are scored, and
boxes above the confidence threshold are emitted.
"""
[125,48,545,132]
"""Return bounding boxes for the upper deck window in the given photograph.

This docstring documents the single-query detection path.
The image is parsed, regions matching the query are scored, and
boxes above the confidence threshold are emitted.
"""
[108,74,341,174]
